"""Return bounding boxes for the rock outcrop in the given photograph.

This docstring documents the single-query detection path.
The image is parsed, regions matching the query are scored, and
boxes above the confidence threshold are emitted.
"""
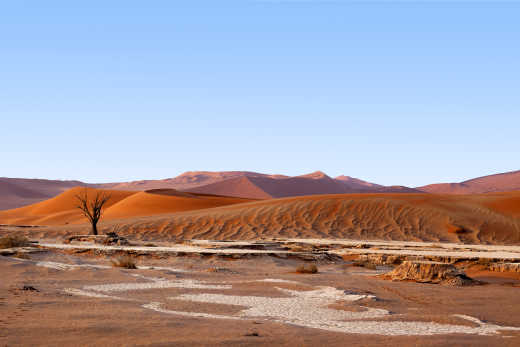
[382,261,478,286]
[489,262,520,273]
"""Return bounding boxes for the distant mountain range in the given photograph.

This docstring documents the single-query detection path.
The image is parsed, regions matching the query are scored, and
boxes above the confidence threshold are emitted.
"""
[417,170,520,194]
[1,169,519,210]
[0,177,89,211]
[187,172,418,199]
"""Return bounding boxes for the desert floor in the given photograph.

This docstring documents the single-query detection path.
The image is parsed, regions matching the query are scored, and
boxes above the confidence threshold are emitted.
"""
[2,239,520,347]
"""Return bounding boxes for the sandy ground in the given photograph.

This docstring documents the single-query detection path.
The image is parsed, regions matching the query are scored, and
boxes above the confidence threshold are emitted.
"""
[2,246,520,346]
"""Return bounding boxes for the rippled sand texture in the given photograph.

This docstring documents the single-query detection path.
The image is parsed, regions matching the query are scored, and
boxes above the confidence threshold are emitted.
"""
[2,189,520,245]
[94,192,520,244]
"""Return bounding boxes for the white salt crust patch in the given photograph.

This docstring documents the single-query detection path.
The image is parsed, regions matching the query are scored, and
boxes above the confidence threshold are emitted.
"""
[79,275,232,293]
[255,279,303,285]
[63,288,125,300]
[163,287,520,336]
[63,274,520,337]
[13,257,186,273]
[36,261,110,270]
[143,302,241,321]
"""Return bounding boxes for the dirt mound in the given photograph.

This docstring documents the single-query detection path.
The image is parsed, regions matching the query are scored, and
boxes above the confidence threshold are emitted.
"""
[383,261,477,286]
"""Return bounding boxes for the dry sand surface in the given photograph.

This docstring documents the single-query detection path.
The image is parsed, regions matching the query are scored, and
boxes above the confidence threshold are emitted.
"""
[0,187,253,226]
[2,246,520,346]
[4,189,519,245]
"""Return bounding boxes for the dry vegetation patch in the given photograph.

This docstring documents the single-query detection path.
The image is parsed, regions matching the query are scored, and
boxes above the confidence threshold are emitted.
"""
[0,235,30,249]
[296,264,318,274]
[111,255,137,269]
[350,260,377,270]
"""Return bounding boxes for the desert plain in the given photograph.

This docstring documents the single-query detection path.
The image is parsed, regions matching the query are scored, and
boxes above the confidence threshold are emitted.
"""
[2,179,520,346]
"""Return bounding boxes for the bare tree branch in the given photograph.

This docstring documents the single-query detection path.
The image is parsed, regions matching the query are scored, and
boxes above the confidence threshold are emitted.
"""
[75,189,111,235]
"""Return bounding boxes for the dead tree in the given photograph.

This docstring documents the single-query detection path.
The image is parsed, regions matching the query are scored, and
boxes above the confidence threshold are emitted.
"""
[75,189,111,235]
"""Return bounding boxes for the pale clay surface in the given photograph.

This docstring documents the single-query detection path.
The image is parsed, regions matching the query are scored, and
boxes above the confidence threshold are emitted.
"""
[39,241,520,260]
[32,258,518,337]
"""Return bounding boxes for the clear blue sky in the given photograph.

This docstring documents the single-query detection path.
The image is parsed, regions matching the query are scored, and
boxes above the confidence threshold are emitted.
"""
[1,1,519,187]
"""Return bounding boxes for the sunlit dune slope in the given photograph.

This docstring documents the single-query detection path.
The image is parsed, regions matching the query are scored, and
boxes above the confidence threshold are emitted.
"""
[0,187,254,225]
[102,190,254,220]
[481,191,520,218]
[88,192,520,245]
[0,187,136,225]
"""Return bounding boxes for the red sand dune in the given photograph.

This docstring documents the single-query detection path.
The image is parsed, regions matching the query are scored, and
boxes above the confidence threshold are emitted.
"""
[101,191,520,244]
[0,187,254,226]
[102,190,253,221]
[0,187,135,225]
[0,171,381,210]
[5,189,519,245]
[189,171,421,199]
[418,170,520,194]
[335,175,382,189]
[99,171,290,191]
[0,178,91,210]
[3,169,520,211]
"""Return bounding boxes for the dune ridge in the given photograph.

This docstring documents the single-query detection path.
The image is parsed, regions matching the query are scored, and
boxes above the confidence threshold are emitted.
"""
[189,172,421,199]
[7,191,519,245]
[0,187,254,226]
[0,171,380,210]
[418,170,520,194]
[104,192,520,244]
[2,169,520,211]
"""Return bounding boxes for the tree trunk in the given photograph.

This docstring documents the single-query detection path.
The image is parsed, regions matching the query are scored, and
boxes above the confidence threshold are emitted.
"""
[92,222,98,235]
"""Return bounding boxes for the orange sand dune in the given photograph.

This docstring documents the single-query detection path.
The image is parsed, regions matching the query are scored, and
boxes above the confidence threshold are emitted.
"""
[0,187,254,226]
[102,190,254,220]
[3,189,520,245]
[480,191,520,218]
[0,187,136,225]
[62,191,520,245]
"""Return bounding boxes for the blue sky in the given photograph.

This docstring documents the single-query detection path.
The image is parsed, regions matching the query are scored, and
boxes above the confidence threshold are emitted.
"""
[1,1,519,187]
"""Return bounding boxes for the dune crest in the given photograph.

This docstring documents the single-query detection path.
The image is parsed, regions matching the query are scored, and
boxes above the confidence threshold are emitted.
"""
[418,170,520,194]
[0,187,254,226]
[7,191,518,245]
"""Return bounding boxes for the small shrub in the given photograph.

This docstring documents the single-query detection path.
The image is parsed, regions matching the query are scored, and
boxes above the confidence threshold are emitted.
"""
[0,235,30,249]
[111,255,137,269]
[296,264,319,274]
[14,252,30,259]
[351,260,377,270]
